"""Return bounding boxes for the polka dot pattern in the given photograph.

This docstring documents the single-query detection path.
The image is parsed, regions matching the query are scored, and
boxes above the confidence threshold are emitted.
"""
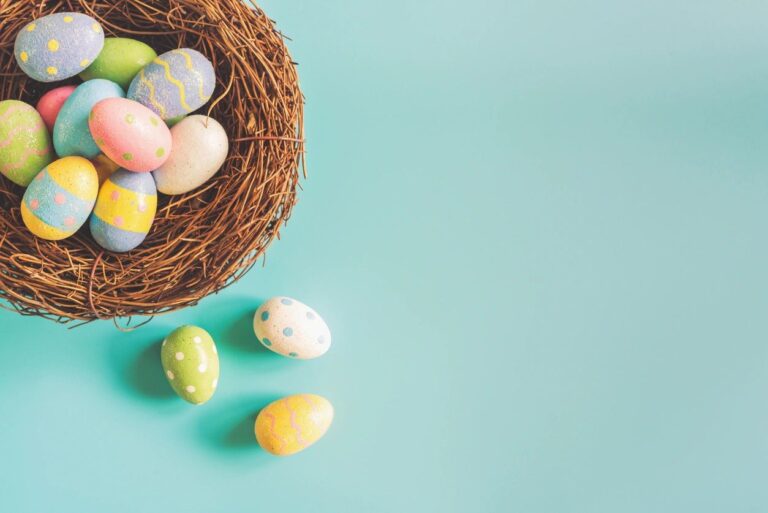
[14,13,105,83]
[161,326,220,405]
[253,297,332,360]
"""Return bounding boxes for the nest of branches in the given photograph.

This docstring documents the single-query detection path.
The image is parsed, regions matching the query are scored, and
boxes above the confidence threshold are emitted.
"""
[0,0,304,326]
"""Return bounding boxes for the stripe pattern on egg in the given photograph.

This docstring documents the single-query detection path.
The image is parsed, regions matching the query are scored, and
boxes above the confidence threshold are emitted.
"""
[21,157,98,240]
[0,100,53,187]
[90,169,157,253]
[128,48,215,120]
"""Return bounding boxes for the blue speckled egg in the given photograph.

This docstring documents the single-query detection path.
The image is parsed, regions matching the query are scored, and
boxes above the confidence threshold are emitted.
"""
[128,48,215,120]
[53,79,125,158]
[14,12,104,83]
[90,169,157,253]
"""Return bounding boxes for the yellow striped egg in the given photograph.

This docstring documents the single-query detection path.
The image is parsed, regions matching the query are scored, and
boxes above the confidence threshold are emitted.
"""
[128,48,215,120]
[21,157,98,240]
[0,100,53,187]
[255,394,334,456]
[90,169,157,253]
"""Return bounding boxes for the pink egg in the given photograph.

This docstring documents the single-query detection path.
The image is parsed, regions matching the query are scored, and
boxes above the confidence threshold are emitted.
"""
[36,85,77,132]
[88,98,172,173]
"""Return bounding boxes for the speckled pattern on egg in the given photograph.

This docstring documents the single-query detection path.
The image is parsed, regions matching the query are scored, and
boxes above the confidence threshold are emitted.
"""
[161,326,220,405]
[21,156,98,240]
[255,394,334,456]
[14,12,104,83]
[53,79,125,159]
[128,48,215,120]
[90,169,157,253]
[152,115,228,195]
[253,297,332,360]
[0,100,53,187]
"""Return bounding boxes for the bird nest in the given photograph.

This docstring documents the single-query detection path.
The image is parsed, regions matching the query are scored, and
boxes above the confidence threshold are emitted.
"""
[0,0,304,326]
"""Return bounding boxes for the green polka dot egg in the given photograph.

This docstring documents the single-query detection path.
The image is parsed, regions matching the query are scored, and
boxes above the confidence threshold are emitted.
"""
[161,326,220,405]
[89,98,172,172]
[14,12,104,83]
[254,297,332,360]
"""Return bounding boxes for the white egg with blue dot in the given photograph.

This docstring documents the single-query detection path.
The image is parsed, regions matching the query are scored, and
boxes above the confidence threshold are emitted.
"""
[253,297,332,360]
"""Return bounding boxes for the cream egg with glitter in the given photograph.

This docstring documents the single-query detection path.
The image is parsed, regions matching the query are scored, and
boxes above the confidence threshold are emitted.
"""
[152,115,228,195]
[14,12,104,83]
[253,297,332,360]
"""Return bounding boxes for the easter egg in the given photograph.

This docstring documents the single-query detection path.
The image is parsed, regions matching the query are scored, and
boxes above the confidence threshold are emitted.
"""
[128,48,215,120]
[36,85,77,132]
[255,394,334,456]
[14,12,104,83]
[253,297,332,360]
[152,115,228,195]
[54,79,125,159]
[90,154,120,185]
[90,169,157,253]
[0,100,54,187]
[80,37,157,90]
[21,156,98,240]
[161,326,220,405]
[89,98,172,173]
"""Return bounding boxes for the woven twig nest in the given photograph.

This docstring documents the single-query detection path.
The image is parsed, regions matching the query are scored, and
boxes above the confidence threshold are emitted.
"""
[0,0,304,325]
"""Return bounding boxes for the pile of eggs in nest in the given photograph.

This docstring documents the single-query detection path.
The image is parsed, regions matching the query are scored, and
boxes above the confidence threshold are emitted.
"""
[2,12,229,252]
[5,13,335,457]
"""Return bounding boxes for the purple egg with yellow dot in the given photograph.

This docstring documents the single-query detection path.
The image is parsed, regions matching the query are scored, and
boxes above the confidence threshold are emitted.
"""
[14,12,104,83]
[90,169,157,253]
[21,156,99,241]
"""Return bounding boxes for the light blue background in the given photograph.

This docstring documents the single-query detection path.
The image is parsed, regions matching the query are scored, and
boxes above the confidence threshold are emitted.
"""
[2,1,768,511]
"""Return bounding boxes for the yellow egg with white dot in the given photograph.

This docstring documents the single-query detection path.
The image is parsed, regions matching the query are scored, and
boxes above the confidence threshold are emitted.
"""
[14,12,104,82]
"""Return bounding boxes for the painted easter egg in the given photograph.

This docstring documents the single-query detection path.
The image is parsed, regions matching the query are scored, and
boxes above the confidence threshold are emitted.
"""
[90,169,157,253]
[54,79,125,159]
[128,48,215,120]
[14,12,104,83]
[80,37,157,90]
[89,98,172,172]
[0,100,54,187]
[36,85,77,132]
[152,115,228,195]
[255,394,334,456]
[90,154,120,185]
[253,297,332,360]
[161,326,220,405]
[21,156,98,240]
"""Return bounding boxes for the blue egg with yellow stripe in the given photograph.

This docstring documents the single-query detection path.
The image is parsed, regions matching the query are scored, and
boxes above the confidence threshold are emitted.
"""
[21,157,98,241]
[90,169,157,253]
[128,48,215,121]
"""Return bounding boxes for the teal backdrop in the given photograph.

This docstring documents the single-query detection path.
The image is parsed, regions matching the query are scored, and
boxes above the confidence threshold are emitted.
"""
[2,0,768,511]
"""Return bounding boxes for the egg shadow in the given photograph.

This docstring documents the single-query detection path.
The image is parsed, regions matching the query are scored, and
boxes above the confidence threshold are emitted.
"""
[197,395,281,455]
[107,326,178,402]
[202,295,282,359]
[129,339,176,399]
